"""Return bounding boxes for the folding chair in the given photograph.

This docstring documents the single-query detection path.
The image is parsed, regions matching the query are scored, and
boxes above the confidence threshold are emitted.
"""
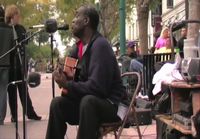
[98,72,142,139]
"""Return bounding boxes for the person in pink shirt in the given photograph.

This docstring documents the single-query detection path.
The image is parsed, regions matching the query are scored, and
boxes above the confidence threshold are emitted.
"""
[154,26,172,53]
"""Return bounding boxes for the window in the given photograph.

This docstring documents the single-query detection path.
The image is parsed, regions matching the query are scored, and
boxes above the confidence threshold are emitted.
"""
[167,0,173,8]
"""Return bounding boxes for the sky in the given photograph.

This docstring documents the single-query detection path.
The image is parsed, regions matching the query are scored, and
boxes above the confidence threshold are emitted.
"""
[54,32,66,57]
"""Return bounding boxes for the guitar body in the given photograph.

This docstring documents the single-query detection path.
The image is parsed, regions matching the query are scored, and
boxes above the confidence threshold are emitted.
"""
[61,57,78,94]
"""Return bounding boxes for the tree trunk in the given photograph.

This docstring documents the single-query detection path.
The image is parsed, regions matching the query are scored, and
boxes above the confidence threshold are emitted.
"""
[99,0,118,42]
[188,0,200,40]
[185,0,189,19]
[136,0,149,55]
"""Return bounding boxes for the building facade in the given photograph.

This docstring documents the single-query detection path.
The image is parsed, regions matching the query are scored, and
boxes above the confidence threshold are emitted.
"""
[162,0,186,27]
[126,6,154,49]
[125,0,186,50]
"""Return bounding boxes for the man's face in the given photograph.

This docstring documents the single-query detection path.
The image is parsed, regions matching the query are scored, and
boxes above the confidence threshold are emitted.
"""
[127,47,134,55]
[71,7,87,38]
[181,28,187,37]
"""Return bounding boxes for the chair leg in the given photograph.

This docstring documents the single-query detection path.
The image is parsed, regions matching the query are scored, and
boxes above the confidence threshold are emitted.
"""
[116,107,143,139]
[132,107,142,139]
[114,131,117,139]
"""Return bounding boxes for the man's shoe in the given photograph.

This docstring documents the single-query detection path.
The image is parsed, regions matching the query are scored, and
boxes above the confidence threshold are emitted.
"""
[27,114,42,121]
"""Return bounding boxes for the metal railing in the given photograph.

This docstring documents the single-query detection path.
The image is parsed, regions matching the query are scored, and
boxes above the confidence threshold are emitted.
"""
[142,53,173,97]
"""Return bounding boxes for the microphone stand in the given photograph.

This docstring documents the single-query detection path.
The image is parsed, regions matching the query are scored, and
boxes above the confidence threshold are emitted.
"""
[0,30,43,60]
[17,39,27,139]
[0,29,43,139]
[12,25,23,139]
[50,33,55,98]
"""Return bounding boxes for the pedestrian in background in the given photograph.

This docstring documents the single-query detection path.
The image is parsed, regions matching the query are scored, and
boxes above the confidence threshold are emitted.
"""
[154,26,172,54]
[177,27,187,58]
[127,41,143,73]
[5,4,41,122]
[0,5,13,125]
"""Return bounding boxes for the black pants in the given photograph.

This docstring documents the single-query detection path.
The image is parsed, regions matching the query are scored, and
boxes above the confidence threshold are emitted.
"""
[46,95,120,139]
[8,69,36,118]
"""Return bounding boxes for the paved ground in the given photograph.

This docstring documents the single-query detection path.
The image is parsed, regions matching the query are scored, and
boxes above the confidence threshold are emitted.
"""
[0,73,157,139]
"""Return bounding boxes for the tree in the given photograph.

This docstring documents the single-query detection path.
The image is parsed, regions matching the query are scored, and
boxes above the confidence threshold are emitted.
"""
[2,1,136,56]
[36,32,49,46]
[98,0,119,41]
[55,0,135,43]
[135,0,160,55]
[98,0,135,42]
[187,0,200,40]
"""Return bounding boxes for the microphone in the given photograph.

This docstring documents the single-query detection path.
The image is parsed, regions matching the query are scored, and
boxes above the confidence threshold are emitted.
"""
[29,19,69,33]
[28,72,41,88]
[29,24,45,29]
[29,24,69,30]
[57,24,69,31]
[10,72,41,87]
[11,80,23,85]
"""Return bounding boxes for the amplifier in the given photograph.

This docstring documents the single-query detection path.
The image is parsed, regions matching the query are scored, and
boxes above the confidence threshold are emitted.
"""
[181,58,200,83]
[173,113,191,130]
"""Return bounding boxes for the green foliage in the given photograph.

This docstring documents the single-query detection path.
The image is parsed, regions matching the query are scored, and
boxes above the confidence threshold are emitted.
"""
[1,0,25,6]
[23,4,51,28]
[2,0,136,58]
[53,47,60,58]
[27,42,60,60]
[27,42,51,60]
[149,0,161,12]
[36,32,49,44]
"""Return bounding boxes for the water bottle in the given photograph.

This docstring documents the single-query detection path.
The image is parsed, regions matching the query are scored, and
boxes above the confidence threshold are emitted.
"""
[175,47,182,70]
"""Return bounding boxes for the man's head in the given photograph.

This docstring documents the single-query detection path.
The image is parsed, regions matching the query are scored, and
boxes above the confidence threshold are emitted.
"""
[71,4,99,38]
[181,27,187,37]
[126,41,136,56]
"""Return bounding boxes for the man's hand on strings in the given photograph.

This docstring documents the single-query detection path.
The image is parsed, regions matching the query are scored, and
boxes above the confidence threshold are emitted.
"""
[52,68,68,88]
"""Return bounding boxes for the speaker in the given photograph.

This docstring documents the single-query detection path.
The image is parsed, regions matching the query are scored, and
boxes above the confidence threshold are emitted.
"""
[127,108,152,126]
[136,98,152,109]
[28,72,41,88]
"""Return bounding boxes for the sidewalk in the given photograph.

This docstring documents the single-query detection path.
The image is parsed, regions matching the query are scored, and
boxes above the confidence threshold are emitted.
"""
[0,73,157,139]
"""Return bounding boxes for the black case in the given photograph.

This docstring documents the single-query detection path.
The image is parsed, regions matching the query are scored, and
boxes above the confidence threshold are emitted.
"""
[128,108,152,126]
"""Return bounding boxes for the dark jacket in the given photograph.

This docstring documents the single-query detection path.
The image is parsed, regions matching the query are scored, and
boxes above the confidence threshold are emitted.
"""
[9,24,27,81]
[64,32,126,104]
[0,22,13,67]
[177,36,186,58]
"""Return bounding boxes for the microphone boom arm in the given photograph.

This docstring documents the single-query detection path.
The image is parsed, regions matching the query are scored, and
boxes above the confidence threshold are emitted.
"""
[0,29,44,60]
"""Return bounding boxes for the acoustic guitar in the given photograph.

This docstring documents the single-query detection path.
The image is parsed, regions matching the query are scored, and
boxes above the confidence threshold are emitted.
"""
[57,57,78,94]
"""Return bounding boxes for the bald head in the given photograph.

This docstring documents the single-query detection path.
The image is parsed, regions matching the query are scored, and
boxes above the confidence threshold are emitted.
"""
[72,4,99,39]
[80,5,99,30]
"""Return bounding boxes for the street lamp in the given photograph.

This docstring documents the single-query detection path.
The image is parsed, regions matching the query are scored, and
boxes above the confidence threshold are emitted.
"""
[119,0,126,55]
